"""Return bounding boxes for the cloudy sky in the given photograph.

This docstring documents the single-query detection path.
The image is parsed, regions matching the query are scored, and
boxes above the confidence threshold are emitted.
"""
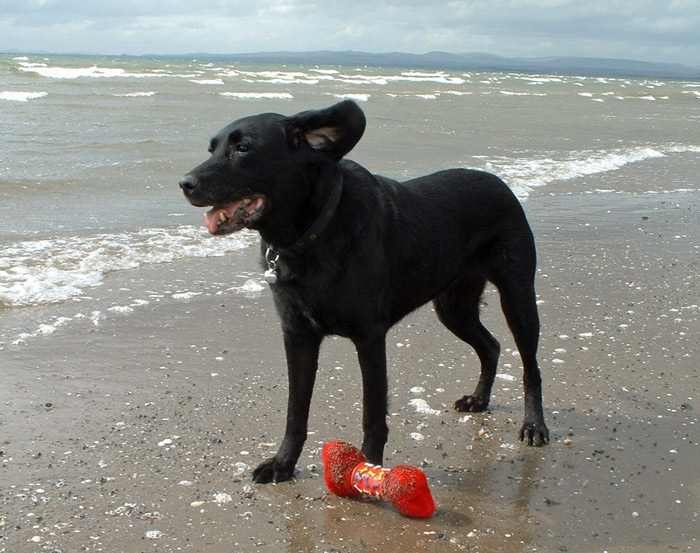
[1,0,699,67]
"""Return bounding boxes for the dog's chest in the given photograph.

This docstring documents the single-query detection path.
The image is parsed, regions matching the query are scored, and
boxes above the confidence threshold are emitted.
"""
[273,279,358,336]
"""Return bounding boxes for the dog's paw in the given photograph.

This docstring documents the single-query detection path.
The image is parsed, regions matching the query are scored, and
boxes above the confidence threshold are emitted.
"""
[252,457,295,484]
[454,395,489,413]
[519,421,550,447]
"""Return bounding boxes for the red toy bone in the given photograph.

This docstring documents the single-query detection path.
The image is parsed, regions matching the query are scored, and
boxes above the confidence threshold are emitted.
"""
[322,440,436,518]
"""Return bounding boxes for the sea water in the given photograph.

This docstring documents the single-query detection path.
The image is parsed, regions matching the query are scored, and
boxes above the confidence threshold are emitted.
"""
[1,53,698,344]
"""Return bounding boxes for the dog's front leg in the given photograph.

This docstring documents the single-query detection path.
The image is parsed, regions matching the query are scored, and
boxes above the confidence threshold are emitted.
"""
[252,328,322,483]
[354,335,390,465]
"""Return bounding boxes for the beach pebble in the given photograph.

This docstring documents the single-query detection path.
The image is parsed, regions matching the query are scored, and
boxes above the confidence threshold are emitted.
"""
[233,462,248,475]
[213,492,233,504]
[410,432,425,441]
[146,530,164,539]
[239,279,265,293]
[409,398,441,415]
[496,373,516,381]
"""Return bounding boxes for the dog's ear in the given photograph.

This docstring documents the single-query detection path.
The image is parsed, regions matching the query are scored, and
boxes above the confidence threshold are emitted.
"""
[285,100,366,161]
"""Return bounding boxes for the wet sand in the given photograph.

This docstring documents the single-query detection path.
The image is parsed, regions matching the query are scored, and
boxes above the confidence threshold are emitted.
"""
[1,190,699,552]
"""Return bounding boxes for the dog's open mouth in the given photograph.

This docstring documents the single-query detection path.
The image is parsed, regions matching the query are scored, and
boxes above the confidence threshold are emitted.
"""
[204,195,266,235]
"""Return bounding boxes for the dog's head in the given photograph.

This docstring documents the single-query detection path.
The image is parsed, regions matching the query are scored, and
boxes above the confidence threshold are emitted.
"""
[179,100,366,235]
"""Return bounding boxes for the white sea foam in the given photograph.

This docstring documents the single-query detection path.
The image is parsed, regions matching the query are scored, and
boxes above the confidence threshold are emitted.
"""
[328,93,371,102]
[485,144,697,198]
[238,70,323,85]
[112,91,157,97]
[394,71,466,85]
[0,91,47,102]
[190,79,224,85]
[172,291,201,300]
[220,92,293,100]
[16,62,194,80]
[12,313,98,346]
[0,226,257,307]
[500,90,547,97]
[18,63,131,79]
[518,76,564,84]
[310,69,340,75]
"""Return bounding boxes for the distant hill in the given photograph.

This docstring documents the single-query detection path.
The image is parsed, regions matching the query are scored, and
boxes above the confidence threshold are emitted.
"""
[171,50,700,80]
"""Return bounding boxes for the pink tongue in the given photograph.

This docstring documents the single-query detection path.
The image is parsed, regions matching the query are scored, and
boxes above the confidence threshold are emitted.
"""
[204,202,241,233]
[204,207,226,233]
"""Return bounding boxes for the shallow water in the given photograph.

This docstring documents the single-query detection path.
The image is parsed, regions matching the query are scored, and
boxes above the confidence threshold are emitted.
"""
[1,52,699,344]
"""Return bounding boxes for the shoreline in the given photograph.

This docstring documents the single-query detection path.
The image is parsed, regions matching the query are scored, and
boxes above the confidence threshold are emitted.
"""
[1,190,699,552]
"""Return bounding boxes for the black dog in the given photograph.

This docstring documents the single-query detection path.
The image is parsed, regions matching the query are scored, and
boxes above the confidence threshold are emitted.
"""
[179,100,549,483]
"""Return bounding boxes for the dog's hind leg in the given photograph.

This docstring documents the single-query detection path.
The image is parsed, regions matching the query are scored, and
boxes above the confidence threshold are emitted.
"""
[433,279,501,413]
[491,264,550,446]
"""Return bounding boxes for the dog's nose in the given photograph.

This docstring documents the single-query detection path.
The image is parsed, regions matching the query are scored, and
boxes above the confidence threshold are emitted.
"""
[179,175,197,193]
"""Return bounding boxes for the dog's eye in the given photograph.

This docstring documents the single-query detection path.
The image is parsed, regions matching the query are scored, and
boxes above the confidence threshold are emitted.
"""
[226,143,250,159]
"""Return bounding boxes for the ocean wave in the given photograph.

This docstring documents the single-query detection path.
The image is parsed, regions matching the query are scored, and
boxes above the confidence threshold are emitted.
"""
[0,91,47,102]
[310,69,340,75]
[486,144,700,198]
[327,93,370,102]
[215,69,466,87]
[111,91,157,97]
[219,92,293,100]
[190,79,225,85]
[337,76,389,86]
[393,71,466,85]
[0,226,257,307]
[16,62,195,80]
[236,70,325,85]
[500,90,547,97]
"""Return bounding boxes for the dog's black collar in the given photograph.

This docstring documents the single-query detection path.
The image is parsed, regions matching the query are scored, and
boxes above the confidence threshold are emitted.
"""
[269,172,344,258]
[263,173,343,284]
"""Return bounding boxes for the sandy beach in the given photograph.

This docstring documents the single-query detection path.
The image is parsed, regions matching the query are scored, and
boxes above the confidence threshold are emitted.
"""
[1,188,699,552]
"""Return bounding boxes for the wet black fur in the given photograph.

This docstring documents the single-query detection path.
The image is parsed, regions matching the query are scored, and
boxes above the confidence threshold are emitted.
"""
[180,100,549,483]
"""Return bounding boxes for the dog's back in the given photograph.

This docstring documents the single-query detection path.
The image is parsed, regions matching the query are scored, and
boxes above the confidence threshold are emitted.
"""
[332,162,536,321]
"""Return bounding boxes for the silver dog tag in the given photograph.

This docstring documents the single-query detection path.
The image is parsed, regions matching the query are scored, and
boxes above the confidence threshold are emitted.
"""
[264,246,280,284]
[264,268,278,284]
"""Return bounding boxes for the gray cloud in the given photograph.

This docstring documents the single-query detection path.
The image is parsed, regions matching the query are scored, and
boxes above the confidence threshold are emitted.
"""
[0,0,698,66]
